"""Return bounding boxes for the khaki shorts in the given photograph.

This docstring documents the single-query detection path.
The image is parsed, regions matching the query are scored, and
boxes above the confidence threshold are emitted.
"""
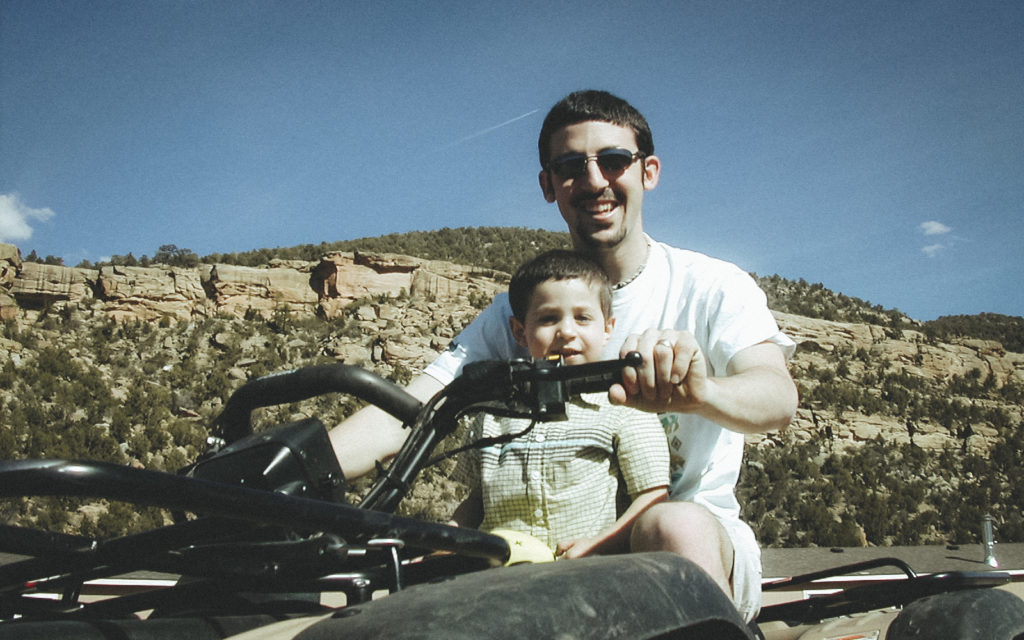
[719,516,762,623]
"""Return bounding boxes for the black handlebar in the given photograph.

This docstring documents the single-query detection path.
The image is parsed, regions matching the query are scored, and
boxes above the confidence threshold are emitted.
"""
[214,364,424,444]
[206,352,644,515]
[214,352,643,445]
[445,351,643,420]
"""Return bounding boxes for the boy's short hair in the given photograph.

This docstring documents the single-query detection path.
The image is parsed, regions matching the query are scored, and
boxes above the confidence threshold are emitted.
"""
[538,90,654,168]
[509,250,613,322]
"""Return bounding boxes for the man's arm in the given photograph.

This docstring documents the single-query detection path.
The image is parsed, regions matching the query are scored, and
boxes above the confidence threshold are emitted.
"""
[328,373,444,478]
[328,298,512,478]
[611,331,797,434]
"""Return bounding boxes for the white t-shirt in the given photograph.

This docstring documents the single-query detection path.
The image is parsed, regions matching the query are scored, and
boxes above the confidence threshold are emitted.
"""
[424,237,795,524]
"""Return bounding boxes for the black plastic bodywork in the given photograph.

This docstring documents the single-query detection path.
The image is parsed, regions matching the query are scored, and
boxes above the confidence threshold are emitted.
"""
[295,552,755,640]
[188,418,346,503]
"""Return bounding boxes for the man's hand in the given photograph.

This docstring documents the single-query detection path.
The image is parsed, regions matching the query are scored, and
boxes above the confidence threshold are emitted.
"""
[610,329,709,414]
[610,332,797,434]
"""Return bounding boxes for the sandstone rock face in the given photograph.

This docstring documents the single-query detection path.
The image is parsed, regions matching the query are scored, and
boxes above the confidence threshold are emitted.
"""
[313,252,416,316]
[0,292,15,322]
[9,262,95,309]
[0,244,21,284]
[773,311,1024,389]
[98,265,210,322]
[774,311,889,350]
[767,311,1024,455]
[0,244,22,321]
[5,248,504,324]
[206,263,318,316]
[313,252,503,319]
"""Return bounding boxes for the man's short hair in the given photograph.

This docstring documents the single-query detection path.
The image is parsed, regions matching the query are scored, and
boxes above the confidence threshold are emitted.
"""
[509,250,613,322]
[538,90,654,167]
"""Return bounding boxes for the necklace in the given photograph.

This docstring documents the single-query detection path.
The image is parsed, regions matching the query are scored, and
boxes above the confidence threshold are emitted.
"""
[611,238,651,291]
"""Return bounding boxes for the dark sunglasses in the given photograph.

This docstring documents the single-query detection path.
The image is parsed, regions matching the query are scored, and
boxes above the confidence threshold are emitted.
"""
[546,148,646,180]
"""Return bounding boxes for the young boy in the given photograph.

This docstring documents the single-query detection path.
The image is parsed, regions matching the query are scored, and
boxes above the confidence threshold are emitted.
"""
[450,250,669,558]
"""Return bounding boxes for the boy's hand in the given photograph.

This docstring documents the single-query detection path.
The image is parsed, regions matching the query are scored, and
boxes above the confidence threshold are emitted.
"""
[555,537,598,559]
[610,329,711,414]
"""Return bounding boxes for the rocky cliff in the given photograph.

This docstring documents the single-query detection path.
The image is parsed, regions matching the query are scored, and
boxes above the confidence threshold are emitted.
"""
[3,244,504,324]
[769,311,1023,453]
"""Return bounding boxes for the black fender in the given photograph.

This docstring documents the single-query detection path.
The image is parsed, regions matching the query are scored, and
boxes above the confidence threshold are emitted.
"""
[296,551,753,640]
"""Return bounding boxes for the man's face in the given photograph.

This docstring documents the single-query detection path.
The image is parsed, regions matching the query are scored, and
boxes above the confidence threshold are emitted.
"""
[509,277,614,366]
[539,121,660,251]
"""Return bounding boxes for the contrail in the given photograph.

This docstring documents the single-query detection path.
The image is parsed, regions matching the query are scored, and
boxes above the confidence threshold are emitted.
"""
[444,108,540,149]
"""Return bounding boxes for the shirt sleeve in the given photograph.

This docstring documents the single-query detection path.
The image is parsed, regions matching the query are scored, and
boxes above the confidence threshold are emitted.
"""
[613,407,671,498]
[703,267,796,375]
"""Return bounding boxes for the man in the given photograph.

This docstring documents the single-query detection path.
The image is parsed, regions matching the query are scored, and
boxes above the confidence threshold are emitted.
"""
[329,90,798,621]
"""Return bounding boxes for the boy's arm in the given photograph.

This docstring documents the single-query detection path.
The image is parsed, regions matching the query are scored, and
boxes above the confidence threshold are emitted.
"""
[556,486,667,559]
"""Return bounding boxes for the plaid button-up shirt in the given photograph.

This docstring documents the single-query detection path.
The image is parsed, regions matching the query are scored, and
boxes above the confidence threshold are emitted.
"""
[454,393,669,552]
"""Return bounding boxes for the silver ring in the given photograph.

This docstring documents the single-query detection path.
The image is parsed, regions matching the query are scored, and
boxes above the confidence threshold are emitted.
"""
[656,340,674,348]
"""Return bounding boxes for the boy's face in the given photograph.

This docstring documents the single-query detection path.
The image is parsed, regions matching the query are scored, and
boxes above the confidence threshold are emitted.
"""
[509,277,614,366]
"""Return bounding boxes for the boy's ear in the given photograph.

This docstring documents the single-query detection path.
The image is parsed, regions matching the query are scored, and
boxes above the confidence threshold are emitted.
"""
[603,316,616,345]
[509,316,529,348]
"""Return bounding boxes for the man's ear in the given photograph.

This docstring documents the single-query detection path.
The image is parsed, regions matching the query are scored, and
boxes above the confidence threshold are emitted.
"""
[642,155,661,191]
[509,316,529,347]
[539,170,556,203]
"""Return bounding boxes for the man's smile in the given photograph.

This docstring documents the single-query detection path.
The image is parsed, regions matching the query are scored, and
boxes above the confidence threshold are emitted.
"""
[573,193,621,220]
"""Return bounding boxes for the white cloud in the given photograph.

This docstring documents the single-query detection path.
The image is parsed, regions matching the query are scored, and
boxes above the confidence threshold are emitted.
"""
[0,193,55,243]
[922,243,945,257]
[920,220,951,236]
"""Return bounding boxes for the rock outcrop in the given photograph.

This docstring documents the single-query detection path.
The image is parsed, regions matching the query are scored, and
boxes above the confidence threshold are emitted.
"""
[5,250,504,323]
[766,311,1024,455]
[0,244,22,321]
[99,265,211,322]
[8,261,95,310]
[204,263,316,316]
[775,311,1024,387]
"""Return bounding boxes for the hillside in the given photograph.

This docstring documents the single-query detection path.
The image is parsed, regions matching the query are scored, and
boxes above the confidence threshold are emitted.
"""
[1,230,1022,547]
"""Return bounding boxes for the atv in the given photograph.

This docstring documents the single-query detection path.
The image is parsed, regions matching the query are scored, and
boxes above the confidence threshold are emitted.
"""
[1,354,1022,639]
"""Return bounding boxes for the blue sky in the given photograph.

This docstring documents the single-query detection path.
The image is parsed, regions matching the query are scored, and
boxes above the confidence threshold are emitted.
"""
[2,1,1022,322]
